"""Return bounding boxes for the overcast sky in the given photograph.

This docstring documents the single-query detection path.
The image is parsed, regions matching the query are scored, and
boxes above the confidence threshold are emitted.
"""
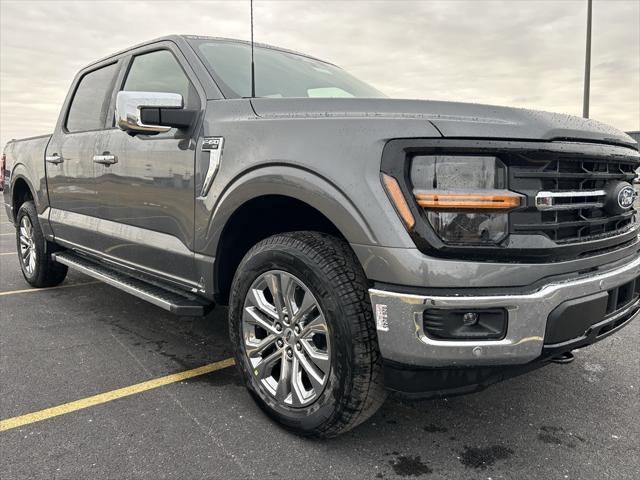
[1,0,638,148]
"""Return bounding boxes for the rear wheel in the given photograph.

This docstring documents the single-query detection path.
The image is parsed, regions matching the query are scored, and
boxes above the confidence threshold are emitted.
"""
[16,201,67,287]
[229,231,386,438]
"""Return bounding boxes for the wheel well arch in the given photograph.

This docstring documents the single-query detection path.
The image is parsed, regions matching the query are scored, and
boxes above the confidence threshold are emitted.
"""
[214,194,346,305]
[11,177,34,221]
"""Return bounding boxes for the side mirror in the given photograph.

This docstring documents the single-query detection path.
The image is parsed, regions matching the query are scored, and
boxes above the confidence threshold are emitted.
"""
[115,91,195,134]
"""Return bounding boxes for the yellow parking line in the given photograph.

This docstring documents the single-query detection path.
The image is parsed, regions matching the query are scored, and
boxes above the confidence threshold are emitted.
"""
[0,252,16,256]
[0,358,236,432]
[0,281,99,297]
[0,233,14,236]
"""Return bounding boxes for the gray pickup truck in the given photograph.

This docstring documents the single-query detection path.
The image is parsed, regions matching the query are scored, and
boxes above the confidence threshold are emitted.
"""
[3,35,639,437]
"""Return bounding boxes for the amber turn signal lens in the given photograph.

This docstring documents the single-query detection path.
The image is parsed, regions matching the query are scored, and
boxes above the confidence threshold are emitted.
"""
[382,174,416,231]
[414,192,521,210]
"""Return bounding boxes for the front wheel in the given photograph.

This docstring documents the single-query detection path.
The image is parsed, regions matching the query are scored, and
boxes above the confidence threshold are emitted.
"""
[16,201,68,287]
[229,231,386,438]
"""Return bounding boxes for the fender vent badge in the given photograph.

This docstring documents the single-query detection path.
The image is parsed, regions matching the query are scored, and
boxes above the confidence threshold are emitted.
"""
[200,137,224,197]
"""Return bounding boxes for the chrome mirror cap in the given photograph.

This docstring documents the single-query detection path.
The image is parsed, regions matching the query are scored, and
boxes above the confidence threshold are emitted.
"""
[115,91,183,134]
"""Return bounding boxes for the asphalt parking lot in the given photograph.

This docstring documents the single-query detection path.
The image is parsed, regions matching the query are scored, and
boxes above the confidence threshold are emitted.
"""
[0,207,639,480]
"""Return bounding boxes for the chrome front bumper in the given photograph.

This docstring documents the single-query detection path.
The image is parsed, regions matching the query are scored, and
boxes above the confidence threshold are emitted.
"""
[369,254,640,367]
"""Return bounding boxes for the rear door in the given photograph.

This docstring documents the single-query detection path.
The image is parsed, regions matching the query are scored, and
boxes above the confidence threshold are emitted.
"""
[92,43,203,286]
[46,61,120,246]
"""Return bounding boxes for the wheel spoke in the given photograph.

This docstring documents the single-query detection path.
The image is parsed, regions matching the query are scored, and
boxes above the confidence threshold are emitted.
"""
[254,346,283,381]
[28,251,36,273]
[243,306,278,335]
[245,334,277,358]
[289,356,307,406]
[246,287,278,321]
[300,314,328,337]
[300,339,330,374]
[295,349,325,393]
[275,352,292,402]
[265,273,285,316]
[280,274,297,317]
[292,289,316,323]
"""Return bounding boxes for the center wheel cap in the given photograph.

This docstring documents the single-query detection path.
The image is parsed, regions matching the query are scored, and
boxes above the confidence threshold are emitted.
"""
[283,328,295,345]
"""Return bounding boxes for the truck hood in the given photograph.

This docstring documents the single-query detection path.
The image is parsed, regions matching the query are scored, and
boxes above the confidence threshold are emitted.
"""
[251,98,637,148]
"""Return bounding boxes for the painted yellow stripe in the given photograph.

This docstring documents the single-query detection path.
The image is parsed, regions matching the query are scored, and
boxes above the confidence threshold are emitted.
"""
[0,281,99,297]
[0,252,16,256]
[0,232,15,236]
[0,358,236,432]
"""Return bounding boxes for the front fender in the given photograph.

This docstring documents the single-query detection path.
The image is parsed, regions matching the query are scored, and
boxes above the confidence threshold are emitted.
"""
[195,164,378,256]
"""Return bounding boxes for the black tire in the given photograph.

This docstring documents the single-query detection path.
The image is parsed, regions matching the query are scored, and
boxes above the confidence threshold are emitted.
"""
[15,201,68,287]
[229,231,387,438]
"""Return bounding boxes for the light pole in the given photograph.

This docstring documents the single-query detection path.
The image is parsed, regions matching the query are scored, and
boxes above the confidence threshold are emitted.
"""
[583,0,593,118]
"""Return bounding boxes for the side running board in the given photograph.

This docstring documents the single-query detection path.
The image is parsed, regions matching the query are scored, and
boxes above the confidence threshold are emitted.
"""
[52,251,211,316]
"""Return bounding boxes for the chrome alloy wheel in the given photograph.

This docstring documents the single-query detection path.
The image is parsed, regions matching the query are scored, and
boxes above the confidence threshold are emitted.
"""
[19,215,37,276]
[242,270,331,407]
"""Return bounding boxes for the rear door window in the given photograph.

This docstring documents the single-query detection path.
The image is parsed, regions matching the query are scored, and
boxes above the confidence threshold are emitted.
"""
[66,63,119,133]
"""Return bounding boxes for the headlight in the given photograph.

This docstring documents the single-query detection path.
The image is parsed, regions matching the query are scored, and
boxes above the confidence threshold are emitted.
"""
[410,155,521,245]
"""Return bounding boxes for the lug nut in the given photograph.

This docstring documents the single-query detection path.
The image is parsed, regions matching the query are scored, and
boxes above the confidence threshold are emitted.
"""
[275,323,282,332]
[296,342,302,351]
[294,325,301,335]
[286,348,293,358]
[276,339,284,348]
[283,315,290,324]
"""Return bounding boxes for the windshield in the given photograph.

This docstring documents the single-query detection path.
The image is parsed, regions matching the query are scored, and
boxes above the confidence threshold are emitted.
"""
[189,39,386,99]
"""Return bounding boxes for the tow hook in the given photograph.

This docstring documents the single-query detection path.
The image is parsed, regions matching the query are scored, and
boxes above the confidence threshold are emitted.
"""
[551,351,575,364]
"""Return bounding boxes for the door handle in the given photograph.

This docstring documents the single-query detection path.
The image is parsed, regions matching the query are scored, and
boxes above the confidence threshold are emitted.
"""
[45,154,64,164]
[93,154,118,165]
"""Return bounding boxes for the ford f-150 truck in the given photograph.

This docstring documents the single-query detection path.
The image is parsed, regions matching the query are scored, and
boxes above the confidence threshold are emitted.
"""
[3,35,639,438]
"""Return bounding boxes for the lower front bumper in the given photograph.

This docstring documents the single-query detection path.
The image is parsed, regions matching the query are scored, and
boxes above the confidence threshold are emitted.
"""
[369,254,640,369]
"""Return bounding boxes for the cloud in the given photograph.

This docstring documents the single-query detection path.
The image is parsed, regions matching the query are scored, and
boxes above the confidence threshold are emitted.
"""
[1,0,638,148]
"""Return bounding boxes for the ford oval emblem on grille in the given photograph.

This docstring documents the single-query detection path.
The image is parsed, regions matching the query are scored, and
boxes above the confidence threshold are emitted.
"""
[618,185,635,210]
[604,181,636,215]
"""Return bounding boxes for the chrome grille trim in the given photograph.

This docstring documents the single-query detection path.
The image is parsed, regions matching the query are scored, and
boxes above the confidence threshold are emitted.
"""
[535,190,606,211]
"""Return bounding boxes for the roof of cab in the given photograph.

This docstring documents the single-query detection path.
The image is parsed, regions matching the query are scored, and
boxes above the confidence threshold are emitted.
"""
[81,34,333,72]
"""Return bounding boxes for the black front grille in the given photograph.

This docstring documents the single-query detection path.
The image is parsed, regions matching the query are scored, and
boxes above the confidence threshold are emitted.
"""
[509,154,638,244]
[544,274,640,345]
[606,275,640,316]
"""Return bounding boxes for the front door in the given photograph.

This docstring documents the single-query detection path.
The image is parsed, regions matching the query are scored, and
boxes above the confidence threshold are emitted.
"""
[46,61,120,247]
[92,46,202,286]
